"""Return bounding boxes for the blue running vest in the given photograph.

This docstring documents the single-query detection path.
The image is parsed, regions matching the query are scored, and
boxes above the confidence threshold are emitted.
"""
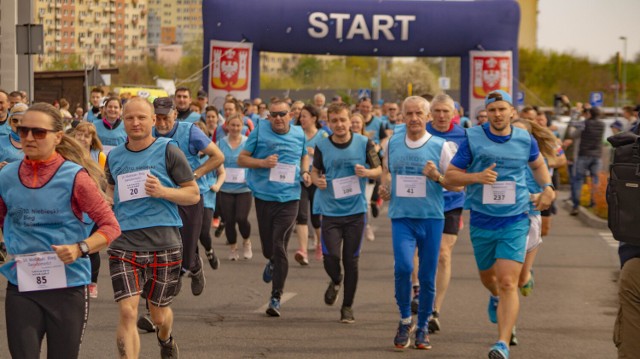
[0,135,23,163]
[219,136,250,194]
[93,119,127,152]
[427,122,467,212]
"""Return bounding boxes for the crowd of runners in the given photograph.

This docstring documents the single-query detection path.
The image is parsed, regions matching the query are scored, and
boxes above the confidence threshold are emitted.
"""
[0,86,564,359]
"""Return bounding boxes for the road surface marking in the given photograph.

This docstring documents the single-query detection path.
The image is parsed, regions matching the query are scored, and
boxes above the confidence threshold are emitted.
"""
[254,292,297,313]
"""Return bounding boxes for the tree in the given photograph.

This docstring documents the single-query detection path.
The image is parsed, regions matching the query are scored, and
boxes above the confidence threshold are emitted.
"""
[388,61,439,99]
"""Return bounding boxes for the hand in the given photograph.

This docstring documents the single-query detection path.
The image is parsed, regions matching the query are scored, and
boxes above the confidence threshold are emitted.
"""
[315,174,327,190]
[145,174,166,199]
[530,193,541,203]
[210,184,221,192]
[263,154,278,168]
[354,164,368,178]
[302,172,312,187]
[306,147,314,157]
[422,161,439,181]
[51,244,80,265]
[378,184,391,201]
[534,186,556,211]
[476,163,498,185]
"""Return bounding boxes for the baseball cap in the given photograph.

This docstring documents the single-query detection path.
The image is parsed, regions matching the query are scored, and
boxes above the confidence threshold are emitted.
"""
[197,90,207,99]
[153,97,175,115]
[484,90,513,107]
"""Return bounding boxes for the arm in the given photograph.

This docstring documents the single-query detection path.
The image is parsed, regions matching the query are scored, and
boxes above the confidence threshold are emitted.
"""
[311,166,327,189]
[237,150,278,169]
[444,163,497,187]
[194,142,225,179]
[355,164,382,179]
[423,161,463,192]
[378,164,392,201]
[211,165,226,192]
[300,154,311,186]
[145,175,200,206]
[529,154,556,210]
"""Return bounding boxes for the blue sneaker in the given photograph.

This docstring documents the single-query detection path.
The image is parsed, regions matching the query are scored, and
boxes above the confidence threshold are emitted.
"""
[266,297,281,317]
[393,320,415,349]
[262,261,273,283]
[414,328,432,350]
[488,295,499,324]
[488,341,509,359]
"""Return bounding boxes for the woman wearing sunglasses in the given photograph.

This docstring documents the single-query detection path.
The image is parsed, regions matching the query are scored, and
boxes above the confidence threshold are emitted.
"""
[0,103,121,358]
[0,103,28,169]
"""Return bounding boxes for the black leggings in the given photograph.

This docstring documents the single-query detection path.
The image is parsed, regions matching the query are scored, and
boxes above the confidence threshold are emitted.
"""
[218,191,252,245]
[88,224,100,283]
[296,183,321,228]
[178,195,204,272]
[255,198,299,298]
[321,213,365,308]
[199,207,217,256]
[6,283,88,359]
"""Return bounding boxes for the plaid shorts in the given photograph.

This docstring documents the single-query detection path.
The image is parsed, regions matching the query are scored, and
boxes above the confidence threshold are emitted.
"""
[108,248,182,307]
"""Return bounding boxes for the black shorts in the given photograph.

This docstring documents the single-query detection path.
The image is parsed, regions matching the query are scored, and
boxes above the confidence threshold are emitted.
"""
[443,208,463,235]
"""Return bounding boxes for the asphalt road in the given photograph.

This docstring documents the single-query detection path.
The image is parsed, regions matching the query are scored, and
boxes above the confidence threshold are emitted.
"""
[0,191,620,358]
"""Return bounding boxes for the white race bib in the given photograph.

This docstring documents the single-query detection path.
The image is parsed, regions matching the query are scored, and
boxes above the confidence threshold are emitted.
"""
[226,168,246,184]
[269,163,296,184]
[332,175,361,199]
[482,181,516,205]
[103,145,115,155]
[16,252,67,292]
[117,170,150,202]
[396,175,427,198]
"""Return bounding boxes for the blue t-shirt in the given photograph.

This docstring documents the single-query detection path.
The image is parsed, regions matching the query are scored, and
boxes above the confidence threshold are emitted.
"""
[450,123,540,229]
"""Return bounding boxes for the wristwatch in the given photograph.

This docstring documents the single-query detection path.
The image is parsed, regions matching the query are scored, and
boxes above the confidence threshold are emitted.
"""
[436,175,445,184]
[541,183,555,191]
[77,241,90,258]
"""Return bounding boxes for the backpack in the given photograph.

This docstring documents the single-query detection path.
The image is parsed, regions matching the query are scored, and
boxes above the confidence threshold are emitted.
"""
[606,124,640,244]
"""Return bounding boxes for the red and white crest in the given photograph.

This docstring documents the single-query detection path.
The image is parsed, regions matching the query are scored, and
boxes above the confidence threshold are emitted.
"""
[471,54,512,98]
[210,42,251,92]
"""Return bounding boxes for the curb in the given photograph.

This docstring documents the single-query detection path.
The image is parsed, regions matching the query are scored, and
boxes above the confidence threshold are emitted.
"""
[561,198,609,230]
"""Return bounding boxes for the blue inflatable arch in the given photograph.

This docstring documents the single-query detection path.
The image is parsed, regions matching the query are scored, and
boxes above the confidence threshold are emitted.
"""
[202,0,520,109]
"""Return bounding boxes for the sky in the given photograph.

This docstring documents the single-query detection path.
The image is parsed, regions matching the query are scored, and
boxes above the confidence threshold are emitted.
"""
[537,0,640,63]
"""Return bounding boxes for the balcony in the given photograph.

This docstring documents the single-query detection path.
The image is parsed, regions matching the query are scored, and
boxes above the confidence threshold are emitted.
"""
[110,39,116,44]
[110,28,116,34]
[108,6,115,13]
[110,17,115,23]
[132,17,138,25]
[55,35,61,42]
[141,8,147,16]
[132,38,138,46]
[55,13,61,20]
[55,3,61,9]
[94,37,101,44]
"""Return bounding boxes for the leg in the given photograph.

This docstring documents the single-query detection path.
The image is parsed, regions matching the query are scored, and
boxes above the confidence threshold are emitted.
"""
[200,207,214,251]
[116,296,141,358]
[392,218,417,320]
[295,185,310,259]
[519,247,539,288]
[415,219,444,329]
[433,233,457,313]
[322,216,345,286]
[270,200,299,297]
[341,213,366,308]
[149,304,174,342]
[615,258,640,358]
[44,286,89,359]
[495,259,523,344]
[178,196,205,273]
[254,198,274,260]
[220,192,239,245]
[572,157,587,210]
[5,284,46,359]
[236,192,253,240]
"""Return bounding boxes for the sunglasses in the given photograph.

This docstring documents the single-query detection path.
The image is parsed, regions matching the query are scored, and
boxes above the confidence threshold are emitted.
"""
[10,118,20,124]
[269,111,289,118]
[16,126,58,139]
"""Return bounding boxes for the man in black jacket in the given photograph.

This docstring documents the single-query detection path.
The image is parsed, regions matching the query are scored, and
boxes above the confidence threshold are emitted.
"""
[568,107,605,215]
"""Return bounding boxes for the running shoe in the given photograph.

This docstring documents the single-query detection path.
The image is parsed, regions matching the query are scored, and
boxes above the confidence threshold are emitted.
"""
[88,283,98,299]
[137,313,156,333]
[214,221,225,237]
[294,250,309,266]
[189,257,206,296]
[428,311,440,334]
[324,281,341,306]
[488,341,509,359]
[488,295,499,324]
[205,249,219,270]
[243,240,253,260]
[365,224,375,241]
[159,336,179,359]
[266,296,281,317]
[309,238,318,251]
[393,320,416,349]
[212,217,221,228]
[414,327,432,350]
[262,260,273,283]
[228,248,239,261]
[340,306,355,324]
[520,271,534,297]
[510,326,518,346]
[411,286,420,314]
[570,207,579,216]
[371,202,379,218]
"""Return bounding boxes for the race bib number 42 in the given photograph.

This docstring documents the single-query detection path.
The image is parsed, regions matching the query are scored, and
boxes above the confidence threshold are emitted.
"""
[482,181,516,205]
[16,252,67,292]
[117,170,150,202]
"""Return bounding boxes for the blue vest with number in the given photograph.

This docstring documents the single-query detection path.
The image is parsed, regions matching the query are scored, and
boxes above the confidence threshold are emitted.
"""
[246,120,305,202]
[0,161,91,287]
[464,125,531,217]
[156,122,211,194]
[387,133,445,219]
[427,122,467,212]
[0,135,23,163]
[365,116,385,144]
[219,136,250,194]
[108,138,182,231]
[304,129,328,173]
[313,134,368,217]
[94,120,127,148]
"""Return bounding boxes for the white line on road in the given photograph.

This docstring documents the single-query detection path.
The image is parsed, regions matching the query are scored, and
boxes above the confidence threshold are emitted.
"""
[599,232,618,248]
[254,292,297,313]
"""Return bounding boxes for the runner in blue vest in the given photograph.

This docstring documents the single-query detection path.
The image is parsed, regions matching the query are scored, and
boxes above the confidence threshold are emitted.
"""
[107,97,200,358]
[0,102,120,358]
[93,96,127,155]
[152,97,224,297]
[379,96,460,350]
[0,90,11,137]
[0,103,27,169]
[237,99,310,317]
[444,90,555,359]
[311,102,381,323]
[84,87,104,123]
[174,87,203,123]
[424,94,468,333]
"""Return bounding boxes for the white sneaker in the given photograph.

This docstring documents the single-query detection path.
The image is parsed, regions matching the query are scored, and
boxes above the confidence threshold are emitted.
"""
[243,240,253,260]
[365,224,375,241]
[228,248,239,261]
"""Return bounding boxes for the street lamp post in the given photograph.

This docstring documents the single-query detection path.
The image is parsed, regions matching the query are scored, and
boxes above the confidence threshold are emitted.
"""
[620,36,627,105]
